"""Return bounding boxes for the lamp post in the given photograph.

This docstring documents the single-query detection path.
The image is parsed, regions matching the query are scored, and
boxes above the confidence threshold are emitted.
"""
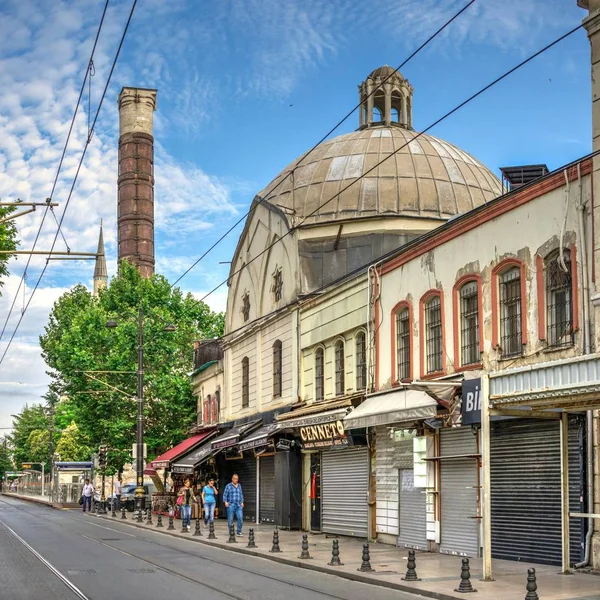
[106,308,176,520]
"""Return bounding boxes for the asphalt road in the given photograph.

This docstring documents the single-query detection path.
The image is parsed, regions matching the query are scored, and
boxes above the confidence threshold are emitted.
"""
[0,495,426,600]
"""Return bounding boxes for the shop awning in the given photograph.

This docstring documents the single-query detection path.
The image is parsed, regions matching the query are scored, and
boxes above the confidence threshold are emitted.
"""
[344,388,438,430]
[143,465,158,476]
[171,440,217,475]
[238,423,280,452]
[151,430,215,469]
[210,419,262,450]
[278,407,350,430]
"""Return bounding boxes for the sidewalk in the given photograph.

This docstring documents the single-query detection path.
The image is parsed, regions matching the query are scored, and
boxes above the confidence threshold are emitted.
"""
[95,514,600,600]
[1,491,55,507]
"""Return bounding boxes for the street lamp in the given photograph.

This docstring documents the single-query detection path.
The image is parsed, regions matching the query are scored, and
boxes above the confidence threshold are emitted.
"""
[105,308,176,521]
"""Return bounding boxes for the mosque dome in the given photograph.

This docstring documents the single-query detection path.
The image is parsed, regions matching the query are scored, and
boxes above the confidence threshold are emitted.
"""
[258,68,502,226]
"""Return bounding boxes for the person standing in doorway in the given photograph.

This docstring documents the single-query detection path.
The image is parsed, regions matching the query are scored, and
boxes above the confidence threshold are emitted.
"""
[202,478,218,526]
[177,477,197,532]
[223,474,244,537]
[114,475,122,511]
[82,479,94,513]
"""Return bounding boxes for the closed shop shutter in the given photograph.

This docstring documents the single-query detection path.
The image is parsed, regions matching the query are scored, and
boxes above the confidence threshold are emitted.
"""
[439,428,479,557]
[491,418,584,566]
[229,457,257,522]
[322,447,369,537]
[259,455,275,523]
[375,426,400,536]
[398,469,428,550]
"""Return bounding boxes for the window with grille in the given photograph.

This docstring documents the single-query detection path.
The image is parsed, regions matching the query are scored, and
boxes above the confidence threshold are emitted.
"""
[271,269,283,302]
[213,389,220,423]
[241,293,250,322]
[499,267,522,357]
[460,281,480,366]
[546,250,573,347]
[396,307,411,380]
[241,357,249,408]
[424,295,442,373]
[315,347,324,401]
[355,332,367,390]
[335,341,345,396]
[273,340,282,397]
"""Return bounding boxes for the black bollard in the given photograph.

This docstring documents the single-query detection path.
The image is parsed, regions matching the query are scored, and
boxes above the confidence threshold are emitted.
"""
[402,549,421,581]
[208,521,217,539]
[194,515,202,536]
[168,514,175,530]
[455,558,477,593]
[156,513,163,528]
[525,568,539,600]
[227,524,237,543]
[270,530,281,553]
[137,508,143,524]
[111,502,116,518]
[247,528,257,548]
[146,508,153,525]
[358,543,374,572]
[298,534,311,559]
[121,507,127,520]
[328,539,344,566]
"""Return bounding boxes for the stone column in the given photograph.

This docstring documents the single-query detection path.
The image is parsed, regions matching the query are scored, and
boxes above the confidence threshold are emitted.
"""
[117,87,157,278]
[580,0,600,569]
[366,80,374,127]
[358,85,365,128]
[384,83,392,127]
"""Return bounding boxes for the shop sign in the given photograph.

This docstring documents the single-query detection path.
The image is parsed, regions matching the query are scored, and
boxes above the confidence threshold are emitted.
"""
[152,460,170,469]
[461,378,482,425]
[172,465,194,475]
[299,420,347,449]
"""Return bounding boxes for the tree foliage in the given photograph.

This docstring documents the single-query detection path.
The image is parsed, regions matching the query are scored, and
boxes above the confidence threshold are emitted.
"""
[0,203,19,294]
[39,261,224,471]
[55,422,91,462]
[9,404,49,470]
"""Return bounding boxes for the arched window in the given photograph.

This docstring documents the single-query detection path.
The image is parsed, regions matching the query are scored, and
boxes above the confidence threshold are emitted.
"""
[546,249,573,346]
[315,347,324,401]
[241,357,249,408]
[335,340,345,396]
[395,305,411,380]
[373,106,383,122]
[499,267,522,356]
[212,389,220,423]
[391,91,402,124]
[424,295,442,374]
[355,332,367,390]
[273,340,282,398]
[459,280,480,365]
[203,396,210,424]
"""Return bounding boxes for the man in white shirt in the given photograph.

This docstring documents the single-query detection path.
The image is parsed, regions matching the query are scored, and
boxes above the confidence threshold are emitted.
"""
[115,476,122,511]
[82,478,94,513]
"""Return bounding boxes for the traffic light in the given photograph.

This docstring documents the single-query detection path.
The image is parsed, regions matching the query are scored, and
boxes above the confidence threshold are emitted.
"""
[98,445,107,469]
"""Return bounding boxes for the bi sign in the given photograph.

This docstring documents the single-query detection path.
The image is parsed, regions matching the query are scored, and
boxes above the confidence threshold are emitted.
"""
[461,378,482,425]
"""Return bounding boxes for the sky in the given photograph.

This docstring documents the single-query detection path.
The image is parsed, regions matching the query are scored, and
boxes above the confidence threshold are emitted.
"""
[0,0,592,430]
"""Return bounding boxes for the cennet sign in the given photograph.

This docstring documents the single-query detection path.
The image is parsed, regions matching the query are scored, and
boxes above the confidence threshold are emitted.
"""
[299,420,347,449]
[461,378,482,425]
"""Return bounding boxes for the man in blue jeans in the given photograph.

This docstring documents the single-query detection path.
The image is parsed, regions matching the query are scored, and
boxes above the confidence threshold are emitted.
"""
[223,473,244,536]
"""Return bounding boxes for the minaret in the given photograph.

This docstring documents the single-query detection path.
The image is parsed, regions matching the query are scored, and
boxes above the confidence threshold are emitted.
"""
[117,87,157,278]
[93,221,108,296]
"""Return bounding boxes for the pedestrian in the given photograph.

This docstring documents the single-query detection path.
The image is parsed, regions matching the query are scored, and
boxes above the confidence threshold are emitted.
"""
[223,473,244,537]
[115,475,122,511]
[202,477,218,526]
[82,478,94,513]
[177,477,197,531]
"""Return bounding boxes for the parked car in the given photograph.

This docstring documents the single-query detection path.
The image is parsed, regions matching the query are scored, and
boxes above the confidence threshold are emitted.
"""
[121,483,157,511]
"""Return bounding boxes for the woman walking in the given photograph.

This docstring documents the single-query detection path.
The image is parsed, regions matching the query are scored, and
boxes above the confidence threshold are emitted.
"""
[202,478,218,526]
[177,478,197,532]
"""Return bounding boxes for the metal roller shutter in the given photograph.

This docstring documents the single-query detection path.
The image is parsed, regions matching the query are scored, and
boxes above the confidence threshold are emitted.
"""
[398,469,428,550]
[259,455,275,523]
[439,428,479,557]
[490,418,584,566]
[231,457,257,522]
[322,447,369,537]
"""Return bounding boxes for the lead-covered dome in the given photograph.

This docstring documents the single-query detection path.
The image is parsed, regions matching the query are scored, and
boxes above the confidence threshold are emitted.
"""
[258,126,502,225]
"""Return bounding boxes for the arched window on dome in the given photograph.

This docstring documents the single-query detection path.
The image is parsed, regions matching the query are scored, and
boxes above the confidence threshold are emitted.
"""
[373,106,383,123]
[373,90,385,123]
[391,91,403,124]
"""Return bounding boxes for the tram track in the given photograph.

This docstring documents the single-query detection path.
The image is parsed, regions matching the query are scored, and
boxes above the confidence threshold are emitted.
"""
[0,496,379,600]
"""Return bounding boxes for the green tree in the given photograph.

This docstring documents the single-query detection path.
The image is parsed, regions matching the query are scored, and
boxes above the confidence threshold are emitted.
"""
[55,422,91,462]
[40,261,224,469]
[0,203,19,293]
[0,436,11,482]
[9,404,48,470]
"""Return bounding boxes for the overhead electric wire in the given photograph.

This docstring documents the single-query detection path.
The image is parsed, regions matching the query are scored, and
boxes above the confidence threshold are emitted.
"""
[0,0,137,367]
[170,0,477,288]
[194,22,584,308]
[0,0,110,343]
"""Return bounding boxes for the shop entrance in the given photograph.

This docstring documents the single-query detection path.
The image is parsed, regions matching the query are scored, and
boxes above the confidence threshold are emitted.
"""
[310,452,321,532]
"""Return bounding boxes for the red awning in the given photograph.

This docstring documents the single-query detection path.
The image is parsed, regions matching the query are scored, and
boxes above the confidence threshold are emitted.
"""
[143,466,157,476]
[151,431,214,469]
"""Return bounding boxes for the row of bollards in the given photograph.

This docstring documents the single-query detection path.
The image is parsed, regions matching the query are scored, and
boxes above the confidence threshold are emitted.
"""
[108,510,541,600]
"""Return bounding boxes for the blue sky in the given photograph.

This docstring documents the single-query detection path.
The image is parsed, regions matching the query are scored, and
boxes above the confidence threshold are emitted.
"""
[0,0,592,427]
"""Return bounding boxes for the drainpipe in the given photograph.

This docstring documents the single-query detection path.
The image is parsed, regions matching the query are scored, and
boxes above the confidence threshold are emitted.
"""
[366,259,385,394]
[574,162,595,569]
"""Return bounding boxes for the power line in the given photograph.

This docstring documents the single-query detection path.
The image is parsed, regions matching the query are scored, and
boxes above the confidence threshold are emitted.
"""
[196,22,583,308]
[0,0,138,368]
[169,0,477,289]
[0,0,110,343]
